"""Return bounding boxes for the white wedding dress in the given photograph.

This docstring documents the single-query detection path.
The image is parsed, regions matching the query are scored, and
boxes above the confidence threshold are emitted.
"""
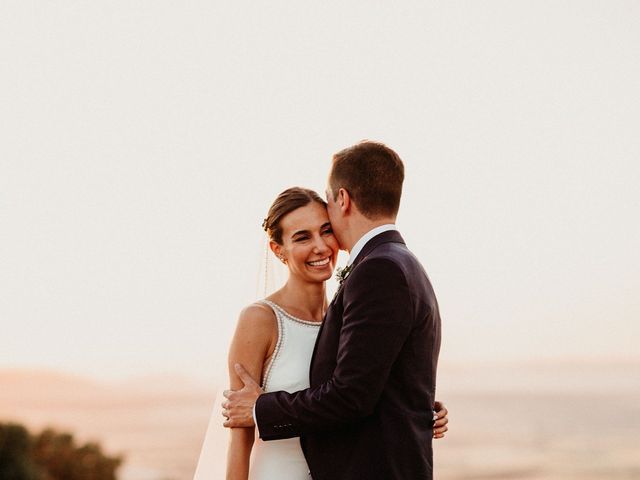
[248,300,321,480]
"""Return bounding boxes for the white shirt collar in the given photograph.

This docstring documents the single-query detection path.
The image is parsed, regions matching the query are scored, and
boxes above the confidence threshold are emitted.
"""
[346,224,398,266]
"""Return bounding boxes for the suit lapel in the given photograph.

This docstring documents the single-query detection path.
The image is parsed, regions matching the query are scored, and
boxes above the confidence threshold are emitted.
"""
[309,230,406,384]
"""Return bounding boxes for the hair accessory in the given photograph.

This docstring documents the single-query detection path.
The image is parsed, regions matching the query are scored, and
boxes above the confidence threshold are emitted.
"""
[262,217,269,231]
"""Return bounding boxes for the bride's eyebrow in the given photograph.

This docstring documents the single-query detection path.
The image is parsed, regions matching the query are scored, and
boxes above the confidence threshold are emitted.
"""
[291,229,311,239]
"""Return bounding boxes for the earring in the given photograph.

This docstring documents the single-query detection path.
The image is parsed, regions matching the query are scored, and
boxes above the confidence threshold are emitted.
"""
[279,255,286,263]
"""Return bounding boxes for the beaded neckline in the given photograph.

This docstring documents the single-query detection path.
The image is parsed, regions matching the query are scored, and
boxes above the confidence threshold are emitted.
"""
[261,300,323,326]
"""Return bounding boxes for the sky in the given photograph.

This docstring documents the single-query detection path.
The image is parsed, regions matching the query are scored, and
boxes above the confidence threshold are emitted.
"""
[1,1,639,384]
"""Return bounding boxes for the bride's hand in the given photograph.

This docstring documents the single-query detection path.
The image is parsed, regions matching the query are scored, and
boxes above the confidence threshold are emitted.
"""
[222,363,263,428]
[433,401,449,439]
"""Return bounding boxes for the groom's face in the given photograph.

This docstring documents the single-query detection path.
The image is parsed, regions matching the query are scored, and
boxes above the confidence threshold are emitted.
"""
[325,186,346,249]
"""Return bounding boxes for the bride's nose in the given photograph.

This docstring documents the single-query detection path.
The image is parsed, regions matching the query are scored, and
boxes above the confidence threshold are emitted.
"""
[312,236,330,254]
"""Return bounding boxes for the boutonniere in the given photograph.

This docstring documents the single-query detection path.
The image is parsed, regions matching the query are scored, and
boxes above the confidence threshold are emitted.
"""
[335,264,353,285]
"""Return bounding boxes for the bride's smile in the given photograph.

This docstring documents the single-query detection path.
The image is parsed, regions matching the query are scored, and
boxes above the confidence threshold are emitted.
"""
[272,201,339,283]
[307,257,331,267]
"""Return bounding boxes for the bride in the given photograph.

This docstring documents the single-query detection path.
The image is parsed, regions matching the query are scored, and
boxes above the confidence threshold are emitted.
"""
[225,187,449,480]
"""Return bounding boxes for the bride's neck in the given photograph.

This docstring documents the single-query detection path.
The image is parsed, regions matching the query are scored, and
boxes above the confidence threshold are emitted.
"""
[274,277,327,322]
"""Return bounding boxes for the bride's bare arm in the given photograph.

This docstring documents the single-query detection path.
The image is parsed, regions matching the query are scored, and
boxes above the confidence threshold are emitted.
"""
[225,304,277,480]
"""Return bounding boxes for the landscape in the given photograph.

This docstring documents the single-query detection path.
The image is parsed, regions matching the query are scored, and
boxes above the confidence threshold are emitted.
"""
[2,360,639,480]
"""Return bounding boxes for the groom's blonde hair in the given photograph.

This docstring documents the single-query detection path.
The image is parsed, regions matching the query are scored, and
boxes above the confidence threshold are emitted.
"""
[329,141,404,219]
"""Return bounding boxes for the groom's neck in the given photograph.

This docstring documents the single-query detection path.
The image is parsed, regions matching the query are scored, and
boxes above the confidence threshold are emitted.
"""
[343,215,396,253]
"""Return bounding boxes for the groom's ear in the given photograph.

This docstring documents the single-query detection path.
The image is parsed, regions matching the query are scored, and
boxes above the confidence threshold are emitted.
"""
[338,188,351,214]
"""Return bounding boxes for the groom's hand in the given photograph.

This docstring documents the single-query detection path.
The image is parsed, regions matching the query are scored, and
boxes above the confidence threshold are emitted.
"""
[432,401,449,439]
[222,363,263,428]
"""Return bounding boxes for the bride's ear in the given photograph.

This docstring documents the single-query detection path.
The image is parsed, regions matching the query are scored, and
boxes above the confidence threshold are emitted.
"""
[269,241,285,262]
[269,240,287,265]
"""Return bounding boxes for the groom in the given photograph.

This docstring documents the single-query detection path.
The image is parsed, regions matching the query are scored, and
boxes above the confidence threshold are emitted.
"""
[224,141,442,479]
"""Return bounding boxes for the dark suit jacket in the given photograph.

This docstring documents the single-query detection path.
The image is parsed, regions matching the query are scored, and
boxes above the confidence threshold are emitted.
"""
[255,230,441,479]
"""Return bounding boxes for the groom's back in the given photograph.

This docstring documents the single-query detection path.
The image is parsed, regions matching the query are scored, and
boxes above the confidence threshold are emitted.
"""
[304,232,441,480]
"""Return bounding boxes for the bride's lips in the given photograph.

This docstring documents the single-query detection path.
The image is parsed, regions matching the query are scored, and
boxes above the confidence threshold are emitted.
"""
[307,257,331,268]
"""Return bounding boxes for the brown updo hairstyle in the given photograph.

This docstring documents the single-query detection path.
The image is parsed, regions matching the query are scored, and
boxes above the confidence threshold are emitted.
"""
[263,187,327,245]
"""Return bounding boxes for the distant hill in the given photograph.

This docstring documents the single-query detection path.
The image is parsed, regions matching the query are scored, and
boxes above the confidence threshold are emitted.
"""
[0,368,217,480]
[0,369,101,405]
[0,368,215,405]
[437,358,640,395]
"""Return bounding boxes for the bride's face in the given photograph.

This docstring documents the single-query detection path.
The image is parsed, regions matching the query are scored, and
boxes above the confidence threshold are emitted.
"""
[274,202,339,283]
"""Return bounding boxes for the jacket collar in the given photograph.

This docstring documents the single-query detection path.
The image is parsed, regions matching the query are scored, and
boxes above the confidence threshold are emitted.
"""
[350,230,405,269]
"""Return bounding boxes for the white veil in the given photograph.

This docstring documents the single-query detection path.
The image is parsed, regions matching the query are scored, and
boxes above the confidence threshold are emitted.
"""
[255,236,288,300]
[193,237,287,479]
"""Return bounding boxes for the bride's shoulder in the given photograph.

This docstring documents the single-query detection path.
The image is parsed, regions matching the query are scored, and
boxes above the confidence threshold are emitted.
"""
[235,301,277,331]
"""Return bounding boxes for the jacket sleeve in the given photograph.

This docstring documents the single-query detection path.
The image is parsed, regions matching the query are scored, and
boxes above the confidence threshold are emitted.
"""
[255,257,413,440]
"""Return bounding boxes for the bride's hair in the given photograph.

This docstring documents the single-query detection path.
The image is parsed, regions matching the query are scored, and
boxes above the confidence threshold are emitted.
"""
[263,187,326,244]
